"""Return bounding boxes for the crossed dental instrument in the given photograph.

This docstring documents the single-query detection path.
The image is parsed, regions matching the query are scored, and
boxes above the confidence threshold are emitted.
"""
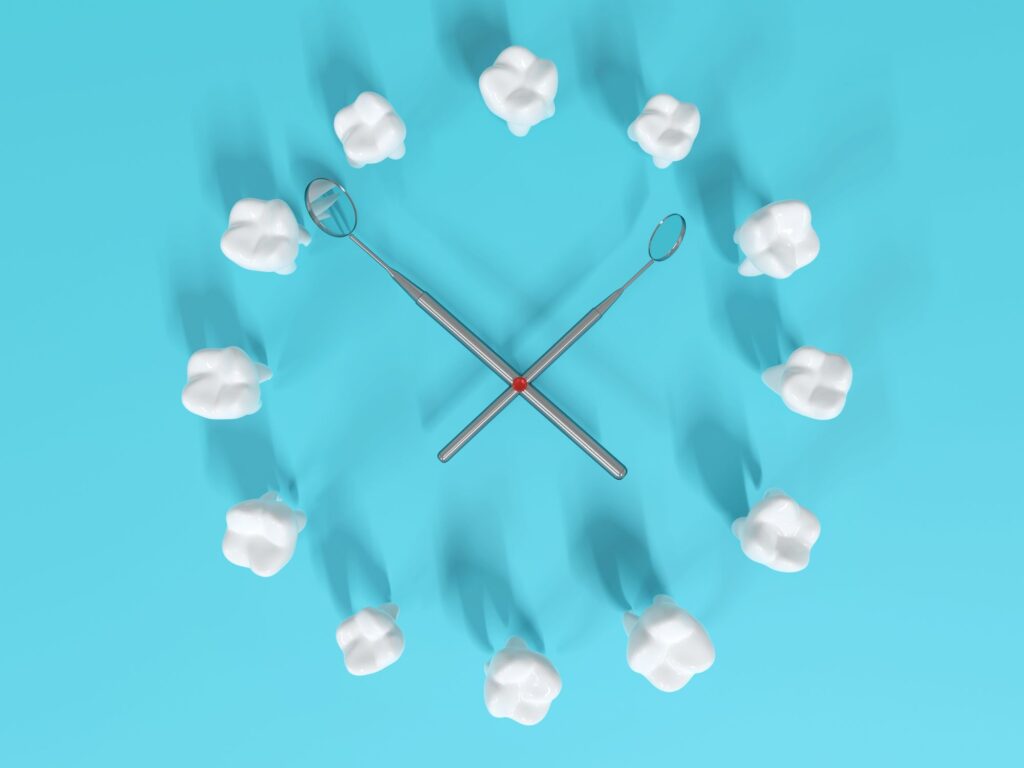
[304,179,684,479]
[439,213,685,467]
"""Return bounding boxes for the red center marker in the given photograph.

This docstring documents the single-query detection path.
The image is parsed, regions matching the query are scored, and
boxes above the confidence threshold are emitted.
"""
[512,376,528,392]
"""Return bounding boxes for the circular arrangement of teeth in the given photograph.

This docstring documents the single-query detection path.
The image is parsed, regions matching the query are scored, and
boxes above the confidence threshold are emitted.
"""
[180,42,854,726]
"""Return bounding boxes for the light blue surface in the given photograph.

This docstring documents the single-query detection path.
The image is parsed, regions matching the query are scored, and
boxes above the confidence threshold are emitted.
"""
[2,1,1021,765]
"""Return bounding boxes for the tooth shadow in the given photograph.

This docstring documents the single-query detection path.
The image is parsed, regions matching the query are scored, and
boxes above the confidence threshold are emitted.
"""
[439,518,543,652]
[432,0,510,82]
[203,411,298,503]
[688,145,772,265]
[169,275,266,362]
[723,281,801,371]
[683,418,761,525]
[302,3,380,121]
[197,96,279,217]
[573,510,666,612]
[312,482,391,617]
[572,1,645,126]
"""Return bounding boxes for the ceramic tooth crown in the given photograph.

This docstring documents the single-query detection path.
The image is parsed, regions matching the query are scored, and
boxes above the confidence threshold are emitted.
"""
[733,492,821,572]
[222,492,306,577]
[734,200,820,278]
[627,95,701,168]
[336,604,405,675]
[483,638,562,725]
[624,596,715,692]
[220,199,311,275]
[181,346,271,420]
[479,46,558,137]
[762,346,852,420]
[333,92,407,168]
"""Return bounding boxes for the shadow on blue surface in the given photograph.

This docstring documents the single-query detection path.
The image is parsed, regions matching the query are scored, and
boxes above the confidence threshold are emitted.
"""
[723,280,802,370]
[573,510,665,612]
[433,0,509,81]
[197,96,280,217]
[440,515,544,652]
[573,0,645,127]
[690,147,772,264]
[302,2,380,121]
[683,417,761,525]
[204,415,298,502]
[313,493,392,617]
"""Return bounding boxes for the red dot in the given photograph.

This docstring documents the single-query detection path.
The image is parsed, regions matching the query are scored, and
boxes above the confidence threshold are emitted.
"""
[512,376,528,392]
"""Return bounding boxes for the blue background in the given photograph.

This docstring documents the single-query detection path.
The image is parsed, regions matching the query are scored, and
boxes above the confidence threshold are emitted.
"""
[2,0,1021,765]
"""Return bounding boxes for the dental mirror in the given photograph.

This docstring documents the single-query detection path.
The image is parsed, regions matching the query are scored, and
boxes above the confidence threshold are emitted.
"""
[305,178,358,238]
[648,213,686,262]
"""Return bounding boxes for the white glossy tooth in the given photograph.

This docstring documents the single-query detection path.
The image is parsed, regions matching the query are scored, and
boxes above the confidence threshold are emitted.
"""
[627,94,701,169]
[624,595,715,692]
[732,491,821,573]
[220,198,310,275]
[222,492,306,577]
[483,637,561,725]
[734,200,820,278]
[333,92,407,169]
[479,46,558,137]
[762,346,852,420]
[335,604,405,676]
[181,346,271,420]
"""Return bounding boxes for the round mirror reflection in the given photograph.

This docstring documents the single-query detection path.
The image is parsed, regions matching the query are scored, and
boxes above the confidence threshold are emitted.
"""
[648,213,686,261]
[305,178,358,237]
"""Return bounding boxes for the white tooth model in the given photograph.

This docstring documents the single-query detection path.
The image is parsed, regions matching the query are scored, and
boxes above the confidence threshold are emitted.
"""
[336,604,405,676]
[627,94,701,169]
[734,200,820,279]
[624,596,715,692]
[483,638,562,725]
[479,46,558,137]
[333,91,407,168]
[181,346,272,420]
[220,198,311,275]
[733,491,821,573]
[762,346,852,420]
[222,492,306,577]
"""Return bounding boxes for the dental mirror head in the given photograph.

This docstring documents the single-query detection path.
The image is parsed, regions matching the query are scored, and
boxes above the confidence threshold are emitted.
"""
[305,178,358,238]
[648,213,686,262]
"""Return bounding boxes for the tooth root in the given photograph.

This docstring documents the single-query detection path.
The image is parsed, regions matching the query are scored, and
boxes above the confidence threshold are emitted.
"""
[255,363,272,383]
[731,517,747,538]
[379,603,399,619]
[259,491,279,502]
[505,636,527,650]
[761,364,786,394]
[623,611,639,635]
[738,257,763,276]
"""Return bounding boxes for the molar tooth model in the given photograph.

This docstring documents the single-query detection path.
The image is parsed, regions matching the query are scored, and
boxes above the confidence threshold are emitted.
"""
[181,346,272,420]
[334,91,407,168]
[483,637,562,725]
[479,46,558,137]
[624,596,715,692]
[220,198,310,275]
[627,94,701,168]
[734,200,820,279]
[222,492,306,577]
[733,491,821,573]
[762,346,853,420]
[336,604,405,675]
